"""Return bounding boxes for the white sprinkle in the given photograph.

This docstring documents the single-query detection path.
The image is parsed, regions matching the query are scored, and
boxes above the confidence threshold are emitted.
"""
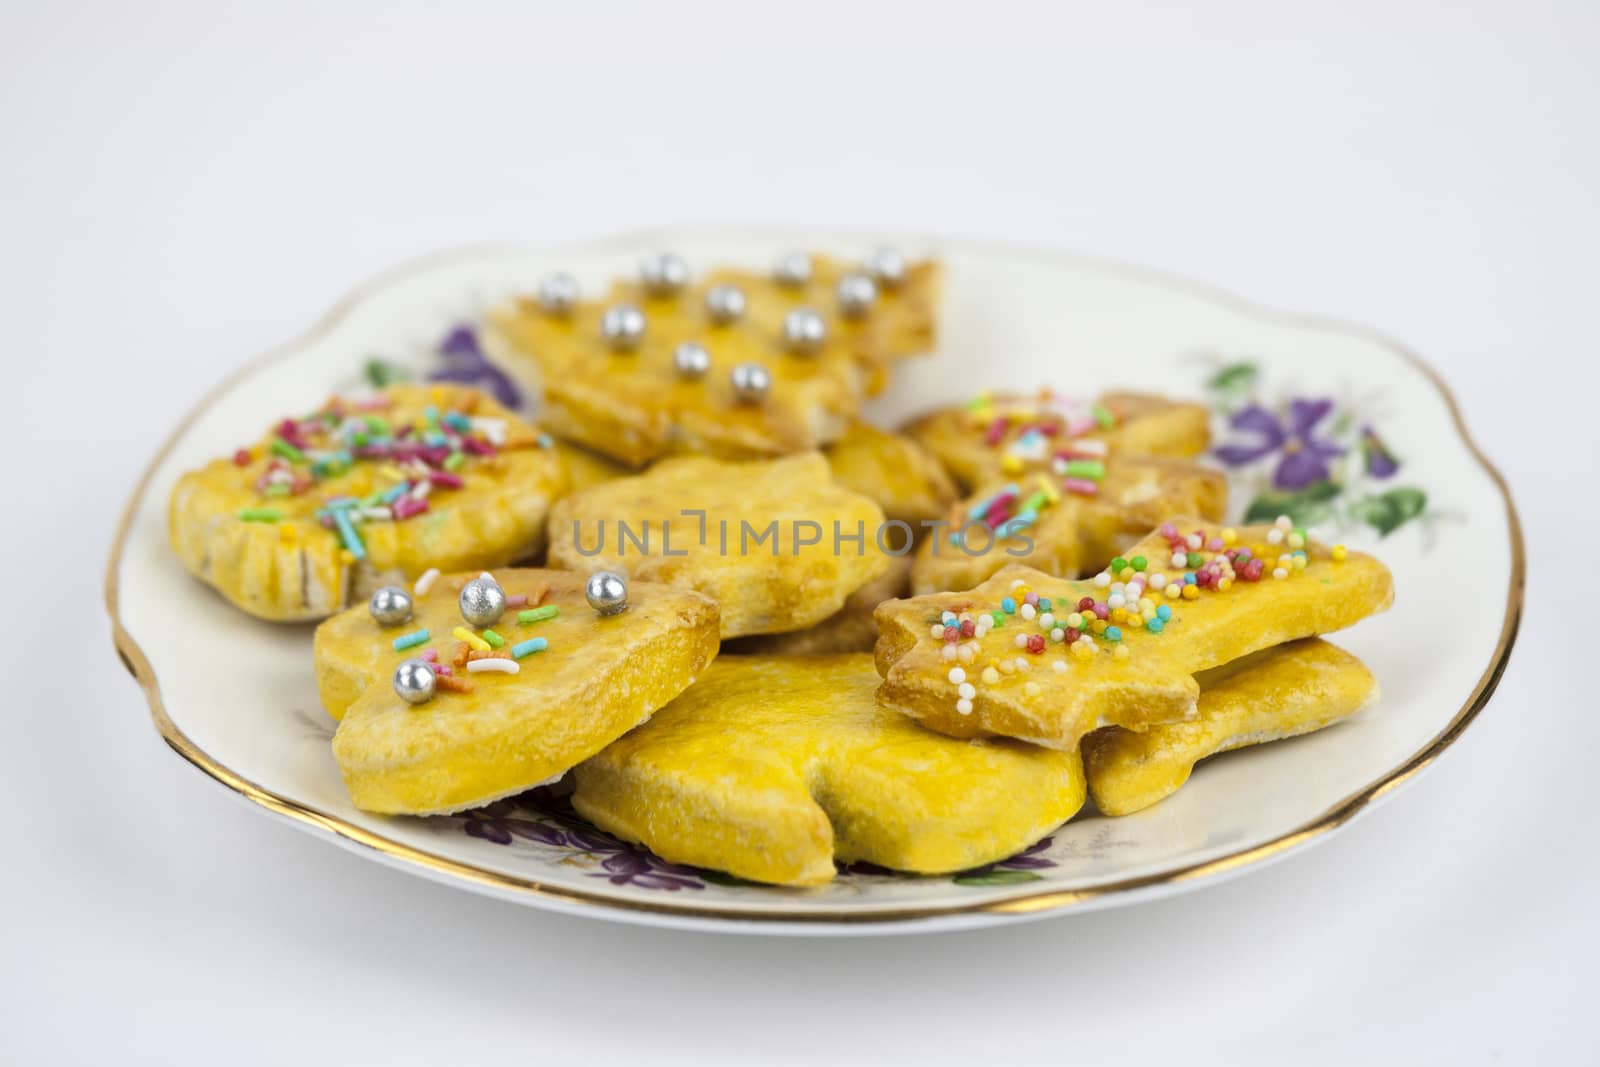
[948,667,966,685]
[1011,578,1027,590]
[957,644,975,663]
[981,666,1001,685]
[469,416,508,445]
[1171,552,1188,568]
[1149,573,1168,590]
[1166,583,1183,598]
[1093,572,1111,588]
[958,682,976,700]
[1107,594,1125,610]
[1267,528,1284,544]
[413,568,440,596]
[411,479,432,500]
[467,658,519,674]
[941,644,958,661]
[1024,682,1040,697]
[1014,657,1031,672]
[1050,627,1065,642]
[1014,634,1028,648]
[1275,515,1293,531]
[1020,603,1037,620]
[956,698,974,716]
[1186,533,1203,550]
[1052,660,1068,673]
[931,623,946,639]
[1273,567,1289,579]
[1038,612,1055,630]
[479,571,495,582]
[355,506,392,522]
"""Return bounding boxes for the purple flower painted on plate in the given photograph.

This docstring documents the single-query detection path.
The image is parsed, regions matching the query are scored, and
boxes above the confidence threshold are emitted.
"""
[589,851,705,892]
[1360,424,1400,479]
[1215,399,1345,490]
[429,324,523,409]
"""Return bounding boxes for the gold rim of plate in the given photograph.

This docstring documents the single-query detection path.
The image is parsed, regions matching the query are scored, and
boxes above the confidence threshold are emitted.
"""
[103,231,1526,926]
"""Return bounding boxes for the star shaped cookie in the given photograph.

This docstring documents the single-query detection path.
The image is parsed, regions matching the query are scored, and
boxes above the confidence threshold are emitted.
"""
[901,390,1212,493]
[169,383,566,621]
[546,452,891,638]
[874,518,1393,748]
[571,654,1084,886]
[1083,638,1378,815]
[315,568,720,814]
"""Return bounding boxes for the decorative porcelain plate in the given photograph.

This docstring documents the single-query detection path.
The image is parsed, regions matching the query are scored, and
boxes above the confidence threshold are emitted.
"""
[106,231,1523,935]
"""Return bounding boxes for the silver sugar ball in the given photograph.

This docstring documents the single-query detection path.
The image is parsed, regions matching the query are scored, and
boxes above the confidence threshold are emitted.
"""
[536,272,579,315]
[368,585,414,627]
[672,341,712,380]
[458,575,506,628]
[729,362,772,403]
[835,272,879,319]
[865,247,907,289]
[393,658,437,705]
[600,304,647,351]
[639,252,690,296]
[585,571,630,616]
[704,283,747,324]
[773,251,813,288]
[781,307,827,355]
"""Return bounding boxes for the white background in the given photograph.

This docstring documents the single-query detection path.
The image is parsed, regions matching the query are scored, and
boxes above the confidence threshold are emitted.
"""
[1,1,1591,1063]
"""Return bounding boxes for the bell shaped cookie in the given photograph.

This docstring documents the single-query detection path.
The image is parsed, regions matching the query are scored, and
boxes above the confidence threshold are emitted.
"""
[1084,639,1378,815]
[489,251,940,466]
[571,654,1085,886]
[902,390,1211,493]
[169,384,566,621]
[316,568,719,814]
[875,518,1393,748]
[911,455,1228,594]
[546,452,891,638]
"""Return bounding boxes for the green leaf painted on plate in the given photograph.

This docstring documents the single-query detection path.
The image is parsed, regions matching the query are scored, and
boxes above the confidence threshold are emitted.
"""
[952,869,1043,887]
[1243,481,1341,527]
[364,358,411,388]
[1206,362,1258,392]
[1352,486,1428,537]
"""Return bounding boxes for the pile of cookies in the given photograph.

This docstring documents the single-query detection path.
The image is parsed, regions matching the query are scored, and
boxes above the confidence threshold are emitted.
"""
[169,248,1393,887]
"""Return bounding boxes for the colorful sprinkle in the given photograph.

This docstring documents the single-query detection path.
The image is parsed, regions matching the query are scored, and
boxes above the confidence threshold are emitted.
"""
[237,507,282,522]
[392,628,430,651]
[452,626,491,652]
[518,605,560,625]
[511,637,548,659]
[481,629,505,648]
[466,658,519,675]
[414,568,440,596]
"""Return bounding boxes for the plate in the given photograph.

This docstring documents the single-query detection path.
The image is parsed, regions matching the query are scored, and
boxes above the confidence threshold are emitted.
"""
[106,230,1523,935]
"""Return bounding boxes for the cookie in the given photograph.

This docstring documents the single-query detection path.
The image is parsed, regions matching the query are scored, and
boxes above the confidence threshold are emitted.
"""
[571,654,1084,886]
[1083,639,1378,816]
[823,419,959,527]
[875,517,1393,748]
[546,452,891,638]
[901,390,1211,492]
[168,384,566,621]
[549,437,631,494]
[316,568,719,814]
[911,455,1228,594]
[488,250,939,466]
[729,552,912,656]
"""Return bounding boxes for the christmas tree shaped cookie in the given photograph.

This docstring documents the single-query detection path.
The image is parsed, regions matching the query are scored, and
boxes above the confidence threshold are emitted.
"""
[1083,638,1378,815]
[489,249,940,467]
[911,454,1228,594]
[901,390,1212,492]
[546,452,891,638]
[316,568,719,814]
[875,518,1393,748]
[169,383,566,621]
[571,654,1084,886]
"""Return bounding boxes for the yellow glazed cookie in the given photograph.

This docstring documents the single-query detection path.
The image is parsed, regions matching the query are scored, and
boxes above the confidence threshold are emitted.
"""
[911,455,1228,594]
[546,453,891,638]
[875,518,1393,749]
[168,384,566,622]
[316,568,719,814]
[823,419,958,527]
[571,654,1085,886]
[550,438,632,495]
[902,390,1211,492]
[730,552,912,656]
[1083,639,1378,816]
[489,251,940,466]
